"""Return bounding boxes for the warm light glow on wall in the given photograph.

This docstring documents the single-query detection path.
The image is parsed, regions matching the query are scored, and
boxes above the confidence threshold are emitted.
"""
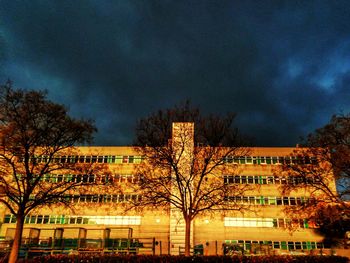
[224,217,274,227]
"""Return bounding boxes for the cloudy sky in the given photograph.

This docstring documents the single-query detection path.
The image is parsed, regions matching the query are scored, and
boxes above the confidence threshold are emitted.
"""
[1,1,349,146]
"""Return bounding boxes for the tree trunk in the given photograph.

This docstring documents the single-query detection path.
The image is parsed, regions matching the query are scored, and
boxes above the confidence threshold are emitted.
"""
[8,214,24,263]
[184,216,191,256]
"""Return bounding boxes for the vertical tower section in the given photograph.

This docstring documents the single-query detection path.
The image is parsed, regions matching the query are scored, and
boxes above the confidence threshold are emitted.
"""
[169,122,194,255]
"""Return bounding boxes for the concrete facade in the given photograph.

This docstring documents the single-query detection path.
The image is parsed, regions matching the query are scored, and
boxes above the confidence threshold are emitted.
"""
[0,123,340,256]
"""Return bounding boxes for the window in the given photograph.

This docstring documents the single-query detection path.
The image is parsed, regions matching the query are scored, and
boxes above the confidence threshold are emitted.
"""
[245,240,251,250]
[238,157,246,164]
[274,176,281,184]
[234,176,240,184]
[267,176,274,184]
[30,215,36,224]
[4,215,11,223]
[247,176,254,184]
[43,216,50,224]
[283,197,289,205]
[268,197,276,205]
[49,216,57,224]
[273,219,278,227]
[281,241,287,250]
[134,156,143,164]
[278,218,285,228]
[259,176,267,184]
[288,241,295,250]
[256,196,265,205]
[69,217,76,224]
[254,176,259,184]
[108,156,116,163]
[289,197,296,206]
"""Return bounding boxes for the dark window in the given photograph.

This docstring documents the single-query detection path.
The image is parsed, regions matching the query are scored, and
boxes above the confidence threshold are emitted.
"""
[288,241,295,250]
[4,215,11,223]
[43,216,49,224]
[247,176,254,184]
[234,176,240,184]
[289,197,296,206]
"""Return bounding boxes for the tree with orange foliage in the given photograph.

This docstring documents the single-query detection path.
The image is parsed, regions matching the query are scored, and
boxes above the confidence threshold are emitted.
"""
[0,81,96,263]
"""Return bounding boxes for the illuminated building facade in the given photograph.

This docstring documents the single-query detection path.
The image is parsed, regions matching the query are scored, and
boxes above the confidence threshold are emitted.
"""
[0,123,339,256]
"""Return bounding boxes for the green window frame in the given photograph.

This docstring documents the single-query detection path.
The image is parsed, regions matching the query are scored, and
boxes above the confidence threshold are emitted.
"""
[30,215,36,224]
[281,241,287,250]
[49,216,57,224]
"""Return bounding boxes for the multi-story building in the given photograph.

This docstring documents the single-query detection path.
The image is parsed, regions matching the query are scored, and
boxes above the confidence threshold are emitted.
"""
[0,123,339,256]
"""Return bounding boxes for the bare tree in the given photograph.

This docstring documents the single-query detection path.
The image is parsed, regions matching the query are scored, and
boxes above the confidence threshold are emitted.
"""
[279,114,350,235]
[0,81,97,263]
[132,102,251,256]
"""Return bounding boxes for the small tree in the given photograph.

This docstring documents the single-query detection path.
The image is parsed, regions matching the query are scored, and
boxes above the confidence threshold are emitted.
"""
[133,102,251,256]
[279,114,350,237]
[0,81,96,263]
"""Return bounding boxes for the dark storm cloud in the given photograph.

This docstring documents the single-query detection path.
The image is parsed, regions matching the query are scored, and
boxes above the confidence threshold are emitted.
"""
[1,1,350,146]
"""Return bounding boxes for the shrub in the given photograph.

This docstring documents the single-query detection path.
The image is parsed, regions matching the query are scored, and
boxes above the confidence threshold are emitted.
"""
[22,254,349,263]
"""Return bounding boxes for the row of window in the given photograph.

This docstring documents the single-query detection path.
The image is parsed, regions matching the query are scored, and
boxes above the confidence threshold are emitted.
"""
[224,156,317,165]
[60,194,141,203]
[26,155,317,165]
[24,155,143,164]
[224,175,318,185]
[224,196,314,206]
[4,215,141,225]
[4,214,313,229]
[224,240,325,250]
[41,174,140,184]
[224,217,314,229]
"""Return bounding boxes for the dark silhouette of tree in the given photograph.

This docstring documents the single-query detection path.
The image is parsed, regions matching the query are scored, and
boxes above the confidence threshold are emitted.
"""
[0,81,96,263]
[313,205,350,248]
[132,102,251,256]
[279,114,350,242]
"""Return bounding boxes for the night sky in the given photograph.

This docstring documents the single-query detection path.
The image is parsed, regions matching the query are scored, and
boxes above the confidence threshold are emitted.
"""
[1,1,350,146]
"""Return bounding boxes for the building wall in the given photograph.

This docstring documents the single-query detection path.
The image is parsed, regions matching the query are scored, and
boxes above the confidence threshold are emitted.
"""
[0,127,338,255]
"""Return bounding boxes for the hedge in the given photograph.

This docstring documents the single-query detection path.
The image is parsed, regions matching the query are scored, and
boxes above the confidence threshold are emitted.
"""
[19,255,349,263]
